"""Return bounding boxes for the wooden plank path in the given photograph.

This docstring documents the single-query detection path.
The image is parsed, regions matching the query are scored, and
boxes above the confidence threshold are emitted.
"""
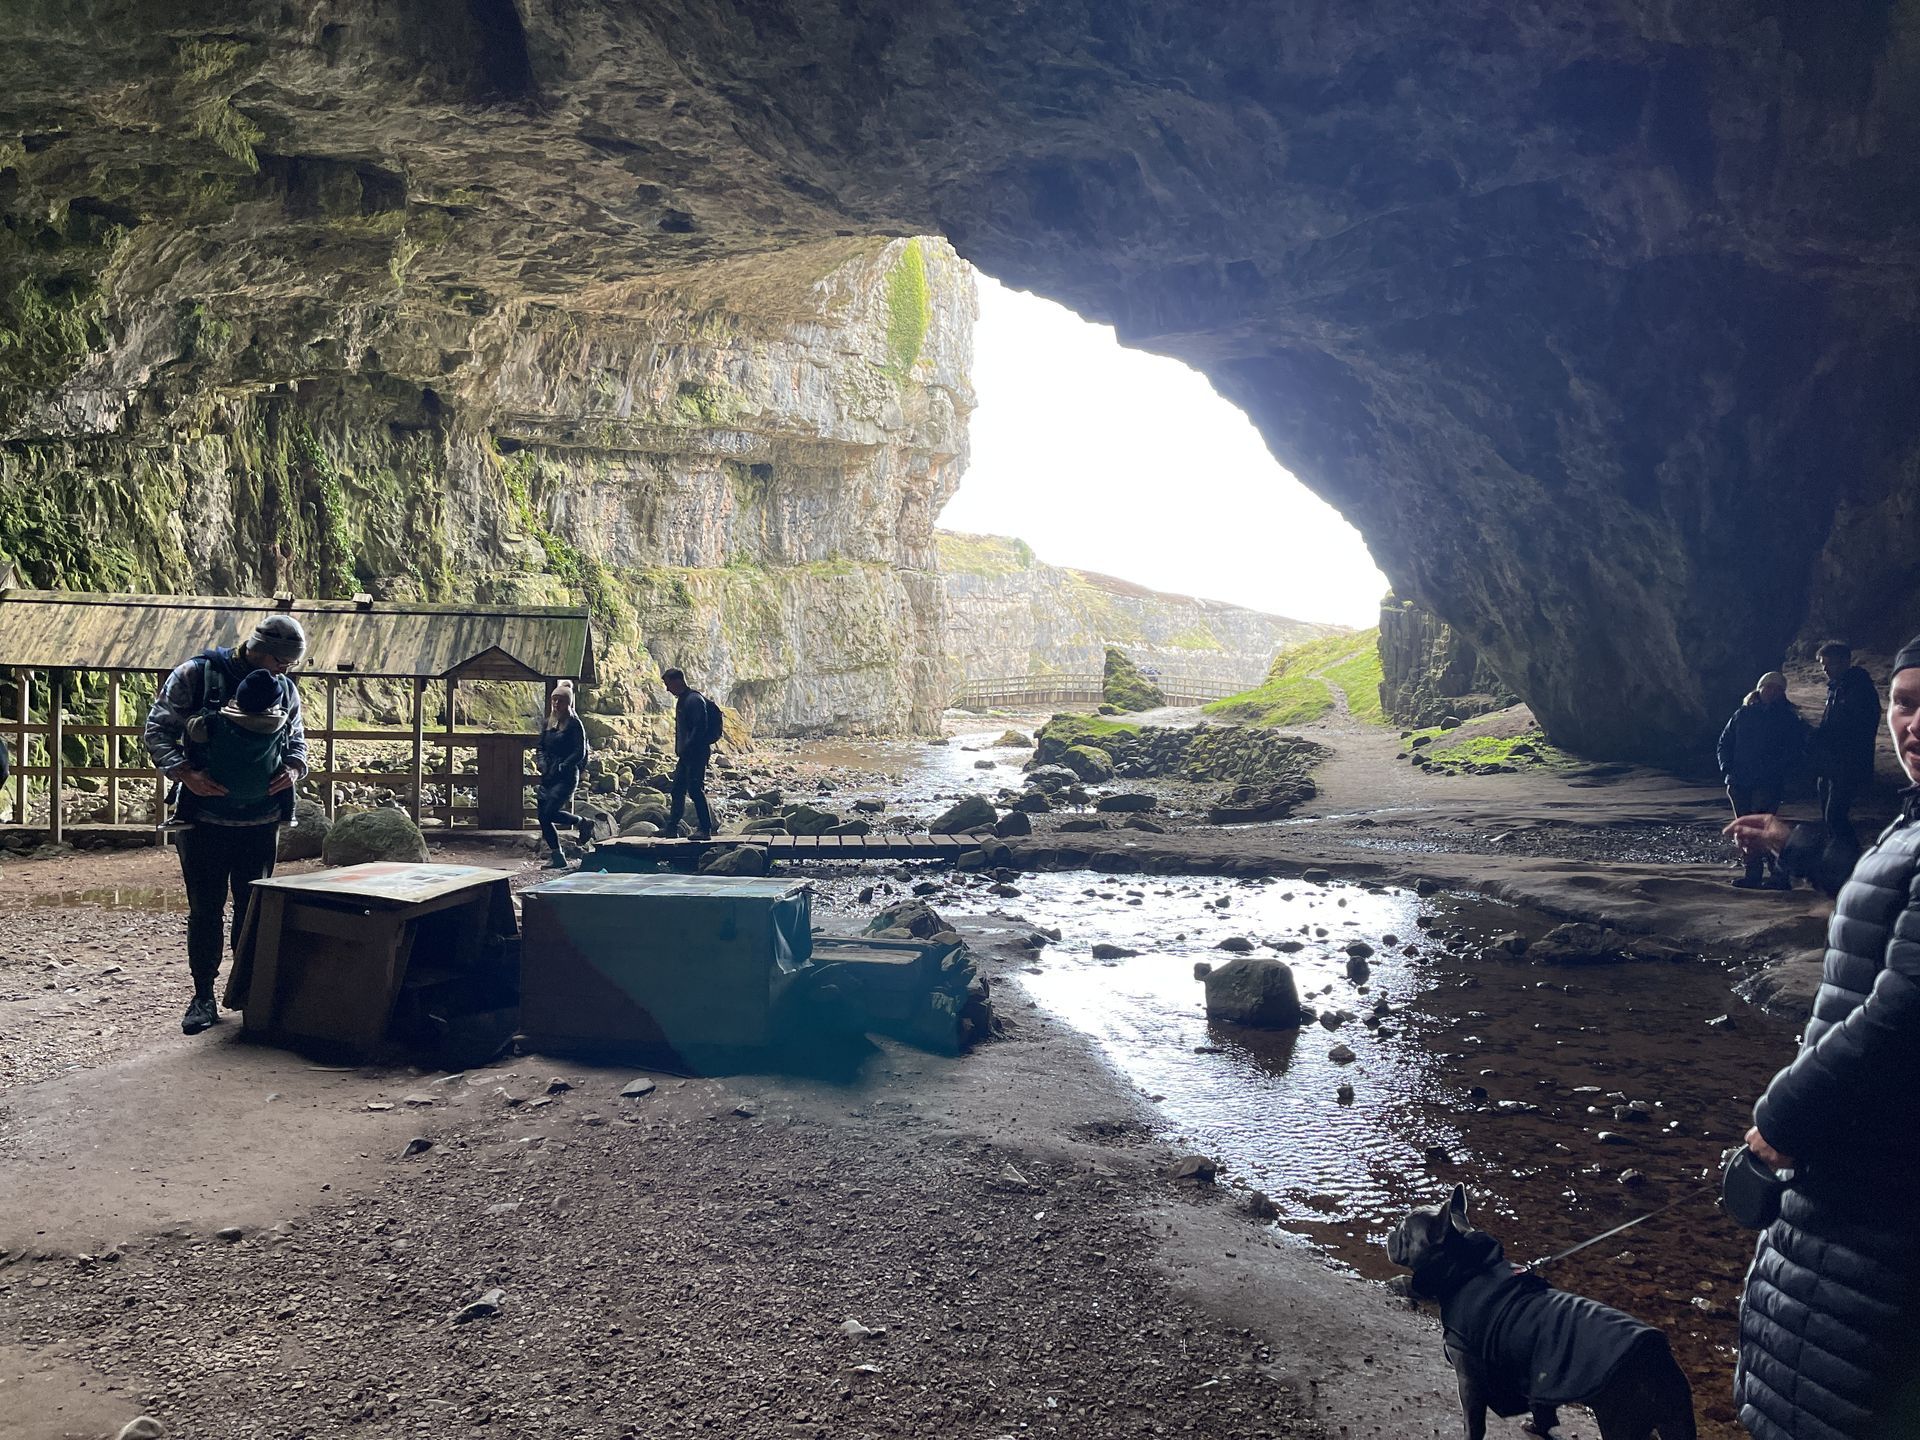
[594,831,999,869]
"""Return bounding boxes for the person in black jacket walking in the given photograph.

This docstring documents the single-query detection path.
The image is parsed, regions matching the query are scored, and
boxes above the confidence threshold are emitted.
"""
[1718,673,1809,889]
[1723,639,1920,1440]
[1812,641,1880,853]
[534,680,599,869]
[662,667,714,839]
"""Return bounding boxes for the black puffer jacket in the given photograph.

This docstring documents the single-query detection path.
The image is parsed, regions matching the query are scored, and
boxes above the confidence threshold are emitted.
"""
[1718,699,1810,789]
[1738,802,1920,1440]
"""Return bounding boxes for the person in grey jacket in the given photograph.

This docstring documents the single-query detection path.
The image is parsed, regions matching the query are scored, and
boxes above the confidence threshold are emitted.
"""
[144,614,310,1035]
[1723,637,1920,1440]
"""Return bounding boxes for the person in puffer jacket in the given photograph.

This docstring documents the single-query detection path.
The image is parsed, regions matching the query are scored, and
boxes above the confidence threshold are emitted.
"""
[1723,635,1920,1440]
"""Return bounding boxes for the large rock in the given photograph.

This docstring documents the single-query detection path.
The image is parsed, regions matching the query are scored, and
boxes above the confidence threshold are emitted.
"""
[783,805,841,836]
[931,794,997,832]
[699,844,771,877]
[322,809,428,866]
[1060,745,1115,783]
[277,798,330,862]
[1206,780,1317,824]
[865,899,949,940]
[1203,957,1305,1029]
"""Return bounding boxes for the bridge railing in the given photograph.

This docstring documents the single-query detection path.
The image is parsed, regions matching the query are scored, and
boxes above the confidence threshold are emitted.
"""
[951,672,1248,711]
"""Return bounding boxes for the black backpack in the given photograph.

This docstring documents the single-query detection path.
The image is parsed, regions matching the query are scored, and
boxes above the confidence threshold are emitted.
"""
[701,693,726,746]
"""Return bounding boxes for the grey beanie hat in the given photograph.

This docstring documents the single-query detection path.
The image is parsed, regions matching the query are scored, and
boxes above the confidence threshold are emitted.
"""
[249,613,307,662]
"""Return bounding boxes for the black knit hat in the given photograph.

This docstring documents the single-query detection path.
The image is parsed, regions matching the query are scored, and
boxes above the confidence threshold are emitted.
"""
[1895,636,1920,679]
[234,669,283,714]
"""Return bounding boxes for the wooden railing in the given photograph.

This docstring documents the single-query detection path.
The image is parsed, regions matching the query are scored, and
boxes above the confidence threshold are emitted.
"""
[2,670,545,842]
[951,671,1246,711]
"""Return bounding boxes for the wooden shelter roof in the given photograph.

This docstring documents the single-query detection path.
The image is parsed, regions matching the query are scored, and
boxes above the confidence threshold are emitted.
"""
[0,586,596,683]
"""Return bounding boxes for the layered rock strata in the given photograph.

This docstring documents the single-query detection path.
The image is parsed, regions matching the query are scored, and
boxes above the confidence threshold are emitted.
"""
[1377,598,1518,728]
[941,532,1336,696]
[0,209,973,734]
[0,5,1916,759]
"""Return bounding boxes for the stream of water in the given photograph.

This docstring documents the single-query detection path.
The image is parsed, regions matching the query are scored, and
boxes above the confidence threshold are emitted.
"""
[798,727,1798,1433]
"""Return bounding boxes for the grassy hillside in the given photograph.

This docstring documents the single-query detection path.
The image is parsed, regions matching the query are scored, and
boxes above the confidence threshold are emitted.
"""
[1203,629,1384,727]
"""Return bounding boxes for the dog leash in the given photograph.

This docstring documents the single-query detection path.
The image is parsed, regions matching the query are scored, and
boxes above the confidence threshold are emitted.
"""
[1521,1184,1717,1272]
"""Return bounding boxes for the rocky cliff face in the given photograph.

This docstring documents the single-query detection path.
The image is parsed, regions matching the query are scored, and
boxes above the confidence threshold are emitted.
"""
[1377,598,1518,728]
[0,208,973,734]
[0,4,1915,761]
[940,532,1337,695]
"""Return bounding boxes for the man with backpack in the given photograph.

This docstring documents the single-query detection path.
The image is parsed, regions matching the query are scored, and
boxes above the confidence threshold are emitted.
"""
[661,667,720,840]
[144,614,310,1035]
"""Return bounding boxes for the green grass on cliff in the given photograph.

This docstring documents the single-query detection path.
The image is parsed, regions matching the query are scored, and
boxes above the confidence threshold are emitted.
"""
[1204,629,1383,727]
[883,239,931,383]
[936,531,1037,577]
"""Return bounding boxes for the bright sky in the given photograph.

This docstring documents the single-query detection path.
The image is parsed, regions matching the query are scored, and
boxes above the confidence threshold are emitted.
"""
[937,274,1389,629]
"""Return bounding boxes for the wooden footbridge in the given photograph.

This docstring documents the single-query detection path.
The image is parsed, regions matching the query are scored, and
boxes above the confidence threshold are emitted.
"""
[593,831,1002,870]
[951,670,1245,711]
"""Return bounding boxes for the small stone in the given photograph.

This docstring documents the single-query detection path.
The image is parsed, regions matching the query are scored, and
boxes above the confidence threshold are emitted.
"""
[1216,936,1255,953]
[214,1226,244,1243]
[402,1092,437,1106]
[1344,940,1374,959]
[451,1287,506,1324]
[1705,1013,1737,1030]
[839,1318,886,1339]
[1328,1043,1356,1064]
[1302,868,1332,884]
[546,1076,574,1094]
[620,1078,657,1098]
[1618,1169,1646,1187]
[1168,1154,1217,1184]
[1596,1130,1631,1145]
[365,1101,394,1112]
[1241,1190,1280,1220]
[1336,1083,1355,1103]
[401,1136,433,1158]
[116,1421,167,1440]
[732,1103,758,1118]
[1091,942,1140,960]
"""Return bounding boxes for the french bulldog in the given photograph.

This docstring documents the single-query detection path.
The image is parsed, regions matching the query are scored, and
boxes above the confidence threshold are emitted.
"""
[1385,1185,1696,1440]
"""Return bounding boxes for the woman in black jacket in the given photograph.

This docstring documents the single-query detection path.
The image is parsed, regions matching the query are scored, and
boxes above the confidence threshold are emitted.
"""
[534,680,596,869]
[1718,672,1810,889]
[1724,641,1920,1440]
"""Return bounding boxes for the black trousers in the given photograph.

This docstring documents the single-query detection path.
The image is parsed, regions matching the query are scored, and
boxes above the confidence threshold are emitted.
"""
[175,821,278,991]
[667,746,712,834]
[536,774,585,851]
[1730,784,1784,881]
[1818,776,1861,853]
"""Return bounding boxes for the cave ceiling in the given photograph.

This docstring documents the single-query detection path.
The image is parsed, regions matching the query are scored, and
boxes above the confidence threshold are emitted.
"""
[2,0,1917,761]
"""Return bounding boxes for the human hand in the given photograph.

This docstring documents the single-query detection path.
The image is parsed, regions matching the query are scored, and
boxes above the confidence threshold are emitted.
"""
[1746,1126,1794,1169]
[267,766,298,796]
[1723,813,1791,859]
[180,769,229,798]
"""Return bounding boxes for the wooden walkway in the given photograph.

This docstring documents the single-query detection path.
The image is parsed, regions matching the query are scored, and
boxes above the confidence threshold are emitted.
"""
[594,831,999,868]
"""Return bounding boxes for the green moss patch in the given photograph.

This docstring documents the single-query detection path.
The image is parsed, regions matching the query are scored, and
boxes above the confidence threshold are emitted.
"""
[935,530,1036,578]
[1204,629,1383,728]
[1102,647,1166,712]
[1404,723,1567,774]
[883,238,931,383]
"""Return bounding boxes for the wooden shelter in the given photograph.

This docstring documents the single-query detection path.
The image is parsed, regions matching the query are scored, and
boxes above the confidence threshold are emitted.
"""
[0,575,594,843]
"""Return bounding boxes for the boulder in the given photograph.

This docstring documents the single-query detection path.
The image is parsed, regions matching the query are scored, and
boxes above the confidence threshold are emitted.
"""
[1023,764,1079,793]
[1014,790,1052,813]
[1121,816,1166,832]
[1526,922,1627,964]
[1092,942,1140,960]
[826,819,872,836]
[865,899,949,940]
[1060,745,1115,782]
[277,797,330,862]
[1202,956,1305,1029]
[783,804,841,836]
[1206,779,1316,824]
[699,844,771,877]
[1094,792,1156,813]
[322,809,428,866]
[995,730,1034,748]
[992,810,1032,837]
[1059,817,1108,832]
[741,815,786,834]
[931,794,997,832]
[620,819,661,837]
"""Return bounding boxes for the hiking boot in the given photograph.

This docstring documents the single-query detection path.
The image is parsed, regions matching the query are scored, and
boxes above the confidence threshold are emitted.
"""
[181,991,219,1035]
[1730,874,1765,889]
[542,848,570,870]
[1762,873,1793,892]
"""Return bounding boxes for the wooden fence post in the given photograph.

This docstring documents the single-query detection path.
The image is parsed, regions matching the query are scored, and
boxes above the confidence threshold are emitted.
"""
[48,670,63,845]
[409,677,425,824]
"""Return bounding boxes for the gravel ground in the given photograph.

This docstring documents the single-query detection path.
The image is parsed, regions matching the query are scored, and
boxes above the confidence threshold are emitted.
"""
[3,1066,1312,1440]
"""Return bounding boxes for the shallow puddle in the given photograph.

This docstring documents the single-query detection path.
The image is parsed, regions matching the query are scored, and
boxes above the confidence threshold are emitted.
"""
[818,865,1793,1435]
[4,886,188,913]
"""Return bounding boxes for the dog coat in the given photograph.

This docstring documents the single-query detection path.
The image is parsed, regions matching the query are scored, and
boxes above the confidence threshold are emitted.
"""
[1413,1230,1666,1416]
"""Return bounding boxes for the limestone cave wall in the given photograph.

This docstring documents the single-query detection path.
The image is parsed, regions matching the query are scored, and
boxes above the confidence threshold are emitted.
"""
[1377,597,1519,728]
[939,531,1339,693]
[0,3,1916,762]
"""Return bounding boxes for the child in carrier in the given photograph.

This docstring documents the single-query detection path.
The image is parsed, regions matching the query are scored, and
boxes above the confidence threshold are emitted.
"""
[180,667,295,824]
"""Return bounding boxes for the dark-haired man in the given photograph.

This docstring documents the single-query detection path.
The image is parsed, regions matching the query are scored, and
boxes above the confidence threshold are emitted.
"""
[661,667,714,840]
[1813,641,1880,853]
[145,613,309,1034]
